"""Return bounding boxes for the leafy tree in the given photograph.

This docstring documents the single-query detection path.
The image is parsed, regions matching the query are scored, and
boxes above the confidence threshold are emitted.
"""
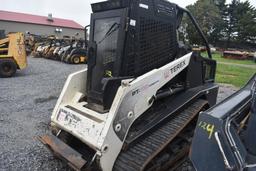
[180,0,256,47]
[183,0,223,45]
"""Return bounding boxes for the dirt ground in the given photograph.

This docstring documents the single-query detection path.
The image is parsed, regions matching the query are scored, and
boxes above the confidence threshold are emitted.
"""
[0,57,238,171]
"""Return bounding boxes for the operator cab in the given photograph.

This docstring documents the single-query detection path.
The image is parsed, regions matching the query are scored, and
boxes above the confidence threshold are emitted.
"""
[86,0,214,112]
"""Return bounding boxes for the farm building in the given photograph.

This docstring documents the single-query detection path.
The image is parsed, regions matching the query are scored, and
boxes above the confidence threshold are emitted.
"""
[0,10,84,39]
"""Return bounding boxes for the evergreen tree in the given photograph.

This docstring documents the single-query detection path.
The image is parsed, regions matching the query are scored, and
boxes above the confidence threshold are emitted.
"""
[181,0,256,46]
[226,0,256,44]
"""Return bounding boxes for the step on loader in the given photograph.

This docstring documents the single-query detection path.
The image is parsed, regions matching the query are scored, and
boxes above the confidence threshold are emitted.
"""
[0,32,27,77]
[39,0,219,170]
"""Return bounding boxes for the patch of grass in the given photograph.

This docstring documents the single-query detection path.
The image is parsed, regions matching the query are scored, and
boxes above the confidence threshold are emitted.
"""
[216,63,255,87]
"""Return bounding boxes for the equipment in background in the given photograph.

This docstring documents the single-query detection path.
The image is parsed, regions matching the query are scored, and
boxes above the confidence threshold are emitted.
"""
[190,74,256,171]
[223,50,253,60]
[0,32,27,77]
[39,0,218,170]
[0,30,5,39]
[31,36,88,64]
[60,39,88,64]
[64,25,90,64]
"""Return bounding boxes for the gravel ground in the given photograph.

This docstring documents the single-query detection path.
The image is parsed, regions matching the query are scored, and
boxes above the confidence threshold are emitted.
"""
[217,83,238,103]
[0,57,238,171]
[0,57,85,171]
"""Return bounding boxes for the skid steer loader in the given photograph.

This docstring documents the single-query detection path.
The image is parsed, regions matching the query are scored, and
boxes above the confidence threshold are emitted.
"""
[0,32,27,77]
[190,74,256,171]
[64,39,88,64]
[39,0,219,170]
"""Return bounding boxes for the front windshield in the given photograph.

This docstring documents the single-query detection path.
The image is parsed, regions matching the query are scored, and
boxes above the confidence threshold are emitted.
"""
[91,16,121,92]
[94,17,120,65]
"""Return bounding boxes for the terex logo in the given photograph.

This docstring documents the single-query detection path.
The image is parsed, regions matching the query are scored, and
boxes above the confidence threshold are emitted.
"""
[170,61,186,74]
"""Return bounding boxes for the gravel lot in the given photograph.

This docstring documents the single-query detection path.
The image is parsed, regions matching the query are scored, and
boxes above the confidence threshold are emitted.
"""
[0,57,238,171]
[0,57,85,171]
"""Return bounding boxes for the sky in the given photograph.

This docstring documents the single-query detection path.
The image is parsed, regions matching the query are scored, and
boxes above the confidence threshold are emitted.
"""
[1,0,256,27]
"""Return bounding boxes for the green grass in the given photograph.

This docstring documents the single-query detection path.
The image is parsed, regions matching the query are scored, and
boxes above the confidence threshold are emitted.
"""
[216,63,255,87]
[201,52,255,87]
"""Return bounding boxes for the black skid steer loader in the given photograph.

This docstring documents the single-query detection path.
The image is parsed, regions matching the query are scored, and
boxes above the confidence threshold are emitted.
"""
[39,0,219,170]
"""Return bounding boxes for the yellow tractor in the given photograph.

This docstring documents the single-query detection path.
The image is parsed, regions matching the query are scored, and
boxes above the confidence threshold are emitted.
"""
[0,32,27,77]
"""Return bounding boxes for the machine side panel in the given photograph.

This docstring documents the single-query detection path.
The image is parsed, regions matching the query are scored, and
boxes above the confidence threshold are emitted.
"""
[190,114,237,171]
[190,74,256,171]
[8,33,27,69]
[51,69,88,121]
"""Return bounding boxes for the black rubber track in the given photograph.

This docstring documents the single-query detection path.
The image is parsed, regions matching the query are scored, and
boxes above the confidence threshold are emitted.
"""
[113,99,207,171]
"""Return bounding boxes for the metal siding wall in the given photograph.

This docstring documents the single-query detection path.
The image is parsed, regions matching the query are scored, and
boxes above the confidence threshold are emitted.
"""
[0,20,84,39]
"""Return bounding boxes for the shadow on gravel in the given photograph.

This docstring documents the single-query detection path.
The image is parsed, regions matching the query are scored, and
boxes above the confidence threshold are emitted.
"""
[35,122,51,132]
[34,96,58,104]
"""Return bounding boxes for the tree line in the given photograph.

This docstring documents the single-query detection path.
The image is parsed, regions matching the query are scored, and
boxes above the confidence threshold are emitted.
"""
[181,0,256,48]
